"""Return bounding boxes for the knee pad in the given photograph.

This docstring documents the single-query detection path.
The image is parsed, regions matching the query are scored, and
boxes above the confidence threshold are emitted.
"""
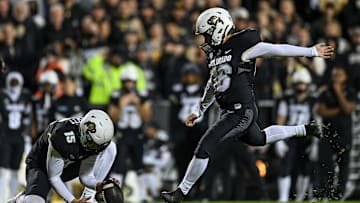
[22,195,45,203]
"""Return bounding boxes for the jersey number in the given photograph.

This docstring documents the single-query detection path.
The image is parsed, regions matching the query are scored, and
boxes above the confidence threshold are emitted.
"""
[212,64,232,93]
[178,97,204,123]
[64,131,76,143]
[288,106,311,125]
[8,111,21,129]
[118,106,142,129]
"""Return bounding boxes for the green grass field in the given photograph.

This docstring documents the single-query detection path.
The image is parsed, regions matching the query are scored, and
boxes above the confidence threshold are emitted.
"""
[52,201,360,203]
[128,201,360,203]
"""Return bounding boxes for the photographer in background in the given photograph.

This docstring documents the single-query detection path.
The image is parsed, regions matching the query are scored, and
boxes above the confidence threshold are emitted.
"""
[108,67,151,186]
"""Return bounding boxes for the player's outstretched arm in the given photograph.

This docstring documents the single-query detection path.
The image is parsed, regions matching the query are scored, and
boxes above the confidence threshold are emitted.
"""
[242,42,334,61]
[314,43,334,59]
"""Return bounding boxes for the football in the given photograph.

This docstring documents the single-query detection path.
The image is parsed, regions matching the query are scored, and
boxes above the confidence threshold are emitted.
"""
[95,179,124,203]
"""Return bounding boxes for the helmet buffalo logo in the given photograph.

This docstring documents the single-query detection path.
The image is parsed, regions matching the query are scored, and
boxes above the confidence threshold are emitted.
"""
[85,122,96,133]
[207,16,223,26]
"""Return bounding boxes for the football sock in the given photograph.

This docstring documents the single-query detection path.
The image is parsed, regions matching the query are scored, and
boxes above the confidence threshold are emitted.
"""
[178,157,209,195]
[278,176,291,202]
[296,175,310,202]
[137,174,148,201]
[147,174,159,196]
[0,168,11,202]
[265,125,305,144]
[23,195,46,203]
[9,170,18,197]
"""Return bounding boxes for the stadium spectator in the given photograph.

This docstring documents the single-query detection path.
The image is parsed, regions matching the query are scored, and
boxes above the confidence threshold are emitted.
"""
[134,45,158,97]
[0,71,32,202]
[48,75,90,123]
[43,3,77,47]
[144,22,164,64]
[157,39,188,97]
[26,0,46,28]
[0,0,11,24]
[232,7,251,31]
[0,0,359,201]
[169,63,208,180]
[0,22,24,70]
[103,0,120,18]
[315,65,357,200]
[11,1,42,84]
[35,45,65,96]
[275,68,317,202]
[139,2,157,34]
[346,26,360,92]
[278,0,301,34]
[109,0,139,45]
[311,2,339,42]
[82,47,124,109]
[90,3,111,44]
[32,70,60,139]
[139,122,172,202]
[62,0,85,31]
[108,66,151,185]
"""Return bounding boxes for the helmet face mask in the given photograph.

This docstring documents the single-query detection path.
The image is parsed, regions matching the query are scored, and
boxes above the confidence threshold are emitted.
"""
[80,122,106,151]
[80,110,114,152]
[195,7,234,46]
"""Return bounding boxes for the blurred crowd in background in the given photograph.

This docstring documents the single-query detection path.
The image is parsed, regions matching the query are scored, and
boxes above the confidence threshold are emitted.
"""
[0,0,360,202]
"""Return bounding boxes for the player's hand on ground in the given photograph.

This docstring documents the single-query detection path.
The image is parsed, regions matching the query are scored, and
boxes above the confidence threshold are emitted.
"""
[315,43,334,59]
[71,196,91,203]
[185,113,198,127]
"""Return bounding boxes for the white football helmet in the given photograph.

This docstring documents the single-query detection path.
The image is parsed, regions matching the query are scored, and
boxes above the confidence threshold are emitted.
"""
[120,65,138,81]
[292,68,312,84]
[80,109,114,151]
[39,70,59,85]
[195,7,234,46]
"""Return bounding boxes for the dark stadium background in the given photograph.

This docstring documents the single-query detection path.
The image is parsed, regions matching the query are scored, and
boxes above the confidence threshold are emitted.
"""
[0,0,359,202]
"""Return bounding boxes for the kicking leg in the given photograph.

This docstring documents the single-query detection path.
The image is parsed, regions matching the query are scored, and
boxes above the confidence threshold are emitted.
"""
[161,110,242,203]
[264,125,306,144]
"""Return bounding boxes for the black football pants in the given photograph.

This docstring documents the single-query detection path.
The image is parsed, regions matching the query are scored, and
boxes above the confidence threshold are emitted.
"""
[195,105,266,159]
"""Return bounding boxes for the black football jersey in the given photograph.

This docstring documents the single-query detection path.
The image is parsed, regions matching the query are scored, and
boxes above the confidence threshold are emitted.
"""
[170,83,206,123]
[206,29,261,108]
[278,92,317,125]
[0,89,32,134]
[49,95,90,122]
[32,93,56,134]
[26,117,99,169]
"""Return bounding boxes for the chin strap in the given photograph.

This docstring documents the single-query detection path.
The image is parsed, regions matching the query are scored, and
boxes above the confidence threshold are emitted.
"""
[199,43,214,58]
